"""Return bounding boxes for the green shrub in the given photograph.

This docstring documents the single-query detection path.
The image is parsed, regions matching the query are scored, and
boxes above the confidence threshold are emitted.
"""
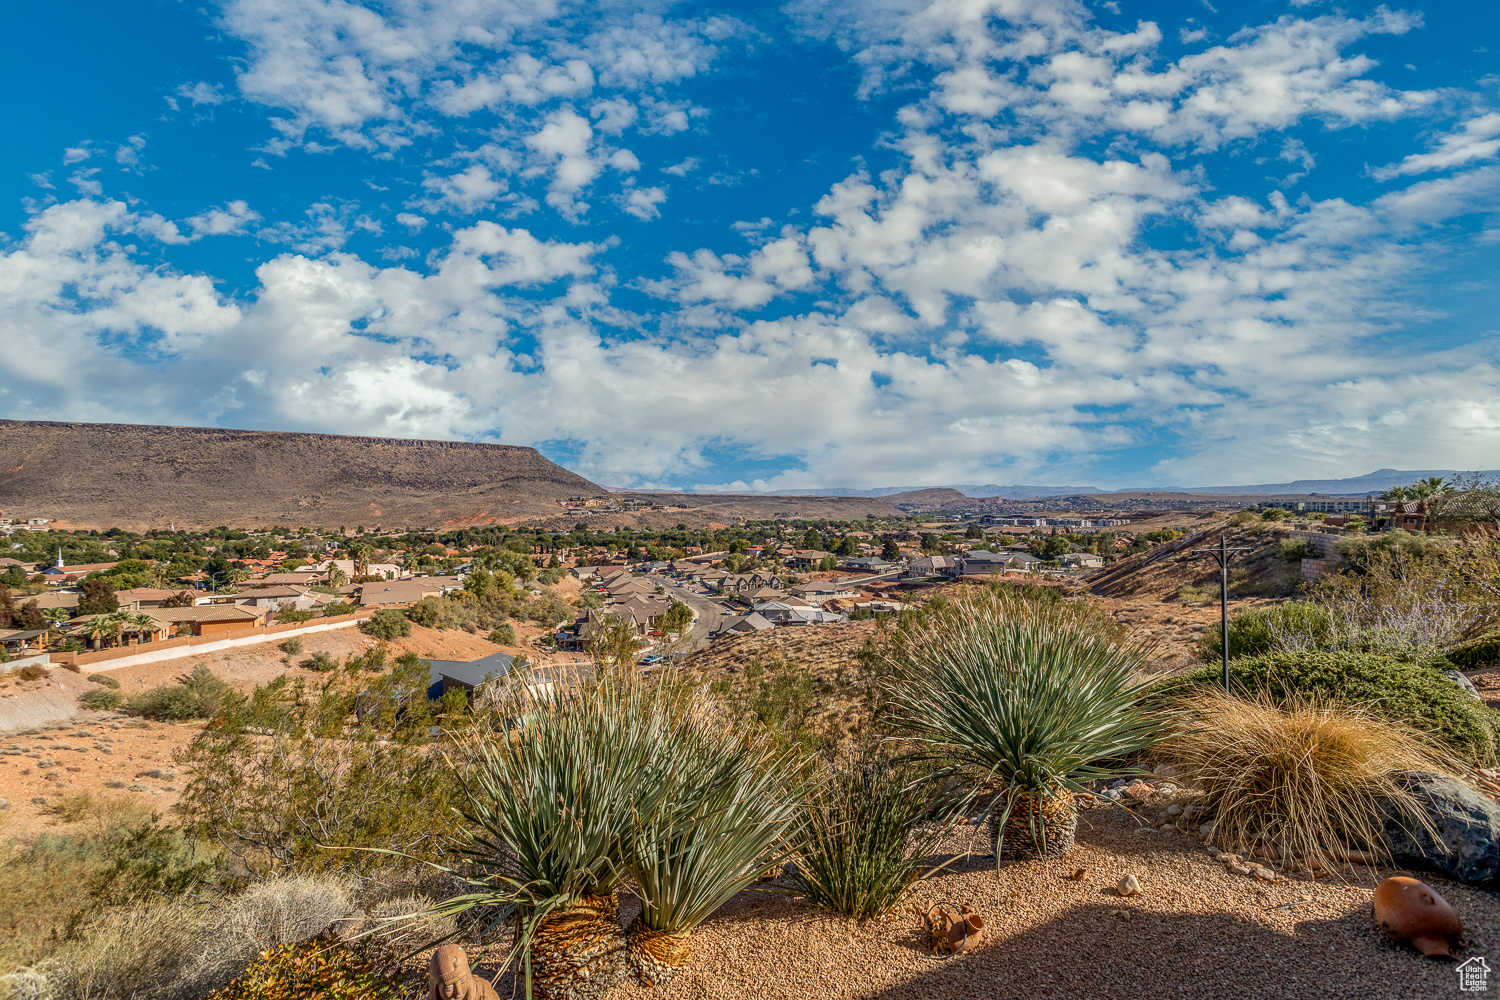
[487,622,517,645]
[79,687,125,711]
[127,666,236,721]
[273,608,315,624]
[177,658,458,872]
[1176,583,1212,603]
[790,751,956,919]
[1450,633,1500,671]
[358,609,411,641]
[279,637,304,656]
[87,673,121,689]
[1152,651,1500,765]
[320,600,355,617]
[1199,602,1338,663]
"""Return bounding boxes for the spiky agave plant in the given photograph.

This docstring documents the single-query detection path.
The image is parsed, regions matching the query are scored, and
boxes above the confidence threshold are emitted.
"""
[428,669,682,1000]
[622,697,803,987]
[883,587,1165,865]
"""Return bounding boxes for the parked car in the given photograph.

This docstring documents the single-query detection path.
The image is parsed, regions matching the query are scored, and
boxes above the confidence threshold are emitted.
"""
[639,654,663,665]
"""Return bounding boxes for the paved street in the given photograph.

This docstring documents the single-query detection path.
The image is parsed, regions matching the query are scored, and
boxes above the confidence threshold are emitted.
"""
[643,573,735,649]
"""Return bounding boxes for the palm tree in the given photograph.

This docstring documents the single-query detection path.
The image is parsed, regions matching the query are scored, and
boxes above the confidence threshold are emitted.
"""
[882,586,1166,864]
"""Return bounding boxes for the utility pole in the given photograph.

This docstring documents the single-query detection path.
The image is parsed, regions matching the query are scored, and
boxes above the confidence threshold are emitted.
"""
[1192,534,1252,693]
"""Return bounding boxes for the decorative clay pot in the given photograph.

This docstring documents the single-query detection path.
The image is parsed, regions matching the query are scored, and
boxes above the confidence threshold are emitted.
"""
[1373,876,1462,958]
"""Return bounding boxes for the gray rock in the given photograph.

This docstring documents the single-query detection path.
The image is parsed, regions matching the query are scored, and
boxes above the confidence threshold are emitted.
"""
[0,798,8,811]
[1378,771,1500,884]
[1445,671,1482,700]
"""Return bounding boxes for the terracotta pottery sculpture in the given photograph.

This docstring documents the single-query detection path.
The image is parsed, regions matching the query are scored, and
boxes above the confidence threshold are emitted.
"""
[1373,876,1463,958]
[924,904,986,956]
[428,945,502,1000]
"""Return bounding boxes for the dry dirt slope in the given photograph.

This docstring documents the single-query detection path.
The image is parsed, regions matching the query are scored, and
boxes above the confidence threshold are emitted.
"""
[0,420,607,530]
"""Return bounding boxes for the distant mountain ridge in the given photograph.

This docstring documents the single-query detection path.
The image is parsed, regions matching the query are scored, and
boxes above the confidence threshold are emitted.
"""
[0,420,607,530]
[697,469,1498,500]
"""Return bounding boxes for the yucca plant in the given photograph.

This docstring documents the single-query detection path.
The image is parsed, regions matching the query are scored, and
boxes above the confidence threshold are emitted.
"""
[417,669,682,1000]
[1157,690,1448,874]
[622,695,802,987]
[790,748,963,919]
[883,587,1164,865]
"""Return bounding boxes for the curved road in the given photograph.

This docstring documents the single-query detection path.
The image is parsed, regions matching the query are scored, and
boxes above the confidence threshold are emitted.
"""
[644,574,735,650]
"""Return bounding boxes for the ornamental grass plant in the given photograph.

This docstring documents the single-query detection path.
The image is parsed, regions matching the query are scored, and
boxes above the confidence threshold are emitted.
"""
[882,585,1165,864]
[1156,691,1448,875]
[789,749,961,920]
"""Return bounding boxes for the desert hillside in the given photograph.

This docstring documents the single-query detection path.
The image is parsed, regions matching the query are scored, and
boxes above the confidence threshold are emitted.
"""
[0,420,607,531]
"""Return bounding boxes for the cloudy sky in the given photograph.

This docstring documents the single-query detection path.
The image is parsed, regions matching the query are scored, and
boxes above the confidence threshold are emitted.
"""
[2,0,1498,491]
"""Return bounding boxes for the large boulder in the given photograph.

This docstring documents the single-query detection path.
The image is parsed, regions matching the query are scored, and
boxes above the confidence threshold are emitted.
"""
[1378,772,1500,884]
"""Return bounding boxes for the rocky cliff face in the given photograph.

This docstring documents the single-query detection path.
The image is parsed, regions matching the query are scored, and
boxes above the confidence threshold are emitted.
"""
[0,420,606,530]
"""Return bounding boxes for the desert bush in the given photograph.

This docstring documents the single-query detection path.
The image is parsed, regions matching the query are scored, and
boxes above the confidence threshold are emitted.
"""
[1449,632,1500,671]
[1153,651,1500,765]
[279,638,303,656]
[709,659,827,752]
[9,875,356,1000]
[882,587,1164,863]
[87,673,120,689]
[486,622,516,646]
[177,659,461,872]
[345,647,388,673]
[1175,583,1212,603]
[127,667,236,721]
[405,595,475,631]
[790,750,957,919]
[301,650,336,672]
[358,609,410,642]
[1157,692,1446,874]
[16,665,48,682]
[78,687,125,711]
[1279,538,1309,563]
[1199,602,1338,663]
[1309,530,1500,657]
[0,810,217,982]
[203,935,404,1000]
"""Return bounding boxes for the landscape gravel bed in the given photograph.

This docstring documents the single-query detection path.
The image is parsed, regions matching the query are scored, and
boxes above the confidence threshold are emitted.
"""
[464,805,1492,1000]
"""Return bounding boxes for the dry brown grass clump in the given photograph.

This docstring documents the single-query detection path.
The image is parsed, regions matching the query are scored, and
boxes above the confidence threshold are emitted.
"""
[1158,691,1449,874]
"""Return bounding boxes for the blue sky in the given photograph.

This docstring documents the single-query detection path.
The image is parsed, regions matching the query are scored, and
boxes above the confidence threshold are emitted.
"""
[1,0,1498,491]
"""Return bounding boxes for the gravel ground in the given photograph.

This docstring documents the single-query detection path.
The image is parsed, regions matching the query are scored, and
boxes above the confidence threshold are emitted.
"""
[464,800,1494,1000]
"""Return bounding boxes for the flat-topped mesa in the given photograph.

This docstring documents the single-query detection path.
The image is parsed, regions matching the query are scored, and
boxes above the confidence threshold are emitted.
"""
[0,419,606,531]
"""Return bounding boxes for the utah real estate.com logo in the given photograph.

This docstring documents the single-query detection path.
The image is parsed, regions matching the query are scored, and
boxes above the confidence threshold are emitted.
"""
[1459,957,1491,993]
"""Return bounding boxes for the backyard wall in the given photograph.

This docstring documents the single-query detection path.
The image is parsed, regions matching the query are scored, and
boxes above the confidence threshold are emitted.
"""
[49,610,379,674]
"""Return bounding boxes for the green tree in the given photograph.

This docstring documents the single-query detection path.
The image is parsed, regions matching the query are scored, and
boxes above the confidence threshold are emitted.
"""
[881,538,901,562]
[802,528,823,551]
[965,523,984,539]
[662,600,693,633]
[78,577,119,615]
